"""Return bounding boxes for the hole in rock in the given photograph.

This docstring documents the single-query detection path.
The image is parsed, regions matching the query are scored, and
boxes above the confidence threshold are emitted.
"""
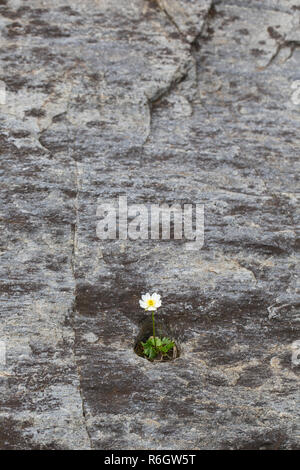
[134,317,181,362]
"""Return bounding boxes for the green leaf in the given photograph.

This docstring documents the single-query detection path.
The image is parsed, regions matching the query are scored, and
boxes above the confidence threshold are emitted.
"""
[141,338,158,359]
[141,336,175,360]
[149,348,157,359]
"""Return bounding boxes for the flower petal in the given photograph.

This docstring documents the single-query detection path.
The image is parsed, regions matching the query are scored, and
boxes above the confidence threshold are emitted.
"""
[142,293,150,301]
[152,293,161,302]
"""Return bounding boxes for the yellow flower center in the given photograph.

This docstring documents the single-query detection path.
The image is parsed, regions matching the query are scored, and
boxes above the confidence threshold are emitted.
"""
[147,299,155,307]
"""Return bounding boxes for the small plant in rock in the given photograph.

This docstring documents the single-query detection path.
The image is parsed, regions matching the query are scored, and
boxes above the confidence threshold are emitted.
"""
[137,293,176,361]
[141,336,175,360]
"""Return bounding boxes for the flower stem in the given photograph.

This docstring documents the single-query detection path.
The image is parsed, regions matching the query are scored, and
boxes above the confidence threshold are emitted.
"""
[152,311,156,348]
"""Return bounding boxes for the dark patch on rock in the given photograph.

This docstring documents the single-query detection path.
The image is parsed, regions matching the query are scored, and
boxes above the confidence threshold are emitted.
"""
[1,75,27,92]
[0,418,35,450]
[267,26,283,40]
[25,108,46,118]
[251,48,266,57]
[236,364,273,388]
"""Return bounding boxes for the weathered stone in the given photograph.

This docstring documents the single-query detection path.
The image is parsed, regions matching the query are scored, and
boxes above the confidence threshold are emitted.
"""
[0,0,299,450]
[156,0,212,42]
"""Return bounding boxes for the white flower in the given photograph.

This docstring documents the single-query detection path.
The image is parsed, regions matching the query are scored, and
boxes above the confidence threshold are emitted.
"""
[139,292,161,311]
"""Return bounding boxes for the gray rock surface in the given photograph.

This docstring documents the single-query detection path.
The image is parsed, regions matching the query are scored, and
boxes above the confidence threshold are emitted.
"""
[0,0,299,450]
